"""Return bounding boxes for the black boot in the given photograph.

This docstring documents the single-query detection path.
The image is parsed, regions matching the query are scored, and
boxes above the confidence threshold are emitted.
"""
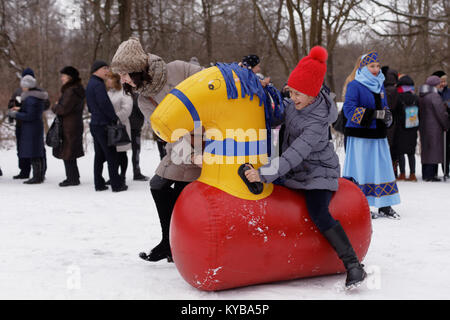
[24,158,44,184]
[378,206,400,220]
[323,222,366,289]
[133,172,149,181]
[139,188,175,262]
[14,172,30,179]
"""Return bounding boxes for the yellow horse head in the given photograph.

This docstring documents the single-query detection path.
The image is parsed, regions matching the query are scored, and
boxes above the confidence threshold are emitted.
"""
[151,63,283,200]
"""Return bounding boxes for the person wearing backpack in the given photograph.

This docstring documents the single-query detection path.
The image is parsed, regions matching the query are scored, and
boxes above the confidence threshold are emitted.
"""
[393,75,419,181]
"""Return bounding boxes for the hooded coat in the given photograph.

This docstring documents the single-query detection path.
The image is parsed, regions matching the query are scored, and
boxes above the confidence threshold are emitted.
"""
[418,84,450,164]
[259,88,340,191]
[52,80,86,160]
[14,89,48,158]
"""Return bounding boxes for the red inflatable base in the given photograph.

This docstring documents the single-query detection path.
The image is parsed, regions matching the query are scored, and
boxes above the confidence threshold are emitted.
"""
[170,178,371,291]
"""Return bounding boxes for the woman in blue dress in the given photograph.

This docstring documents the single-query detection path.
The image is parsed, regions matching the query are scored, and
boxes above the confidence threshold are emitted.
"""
[343,51,401,219]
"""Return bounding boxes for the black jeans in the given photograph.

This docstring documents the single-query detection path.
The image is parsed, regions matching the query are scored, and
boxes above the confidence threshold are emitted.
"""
[303,189,338,233]
[64,159,80,182]
[117,151,128,179]
[398,153,415,174]
[90,124,122,191]
[130,129,142,176]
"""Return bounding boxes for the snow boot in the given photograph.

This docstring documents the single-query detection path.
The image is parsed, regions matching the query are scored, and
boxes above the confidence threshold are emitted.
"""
[378,206,400,220]
[397,173,406,181]
[140,188,175,262]
[406,173,417,182]
[323,222,367,289]
[24,158,44,184]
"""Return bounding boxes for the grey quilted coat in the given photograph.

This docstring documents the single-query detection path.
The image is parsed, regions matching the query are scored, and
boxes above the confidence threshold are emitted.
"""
[259,88,340,191]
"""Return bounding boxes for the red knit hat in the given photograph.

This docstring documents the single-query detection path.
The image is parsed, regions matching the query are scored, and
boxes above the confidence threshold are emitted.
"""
[287,46,328,97]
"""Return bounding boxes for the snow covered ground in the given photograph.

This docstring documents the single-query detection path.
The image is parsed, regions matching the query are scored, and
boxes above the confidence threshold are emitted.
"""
[1,140,450,300]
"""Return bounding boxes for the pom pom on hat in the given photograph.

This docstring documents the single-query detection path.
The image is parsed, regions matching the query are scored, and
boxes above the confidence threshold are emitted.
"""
[287,46,328,97]
[309,46,328,63]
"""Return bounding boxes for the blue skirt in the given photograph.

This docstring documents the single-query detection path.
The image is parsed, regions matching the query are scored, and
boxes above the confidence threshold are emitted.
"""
[343,137,400,208]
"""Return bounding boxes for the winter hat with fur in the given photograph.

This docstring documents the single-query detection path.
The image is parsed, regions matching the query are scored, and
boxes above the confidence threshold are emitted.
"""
[287,46,328,97]
[20,75,37,89]
[111,37,149,74]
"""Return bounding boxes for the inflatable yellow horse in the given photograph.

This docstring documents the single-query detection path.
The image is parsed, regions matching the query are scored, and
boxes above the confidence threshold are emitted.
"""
[150,63,371,291]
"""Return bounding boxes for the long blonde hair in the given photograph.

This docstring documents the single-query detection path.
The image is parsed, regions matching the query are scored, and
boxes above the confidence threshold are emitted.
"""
[341,55,363,100]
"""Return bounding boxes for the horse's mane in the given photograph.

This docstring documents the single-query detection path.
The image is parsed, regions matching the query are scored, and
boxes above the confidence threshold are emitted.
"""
[215,62,285,156]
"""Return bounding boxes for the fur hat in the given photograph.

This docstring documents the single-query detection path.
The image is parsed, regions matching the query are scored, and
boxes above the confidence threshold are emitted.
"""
[20,75,37,89]
[111,37,149,74]
[60,66,80,81]
[287,46,328,97]
[432,70,446,78]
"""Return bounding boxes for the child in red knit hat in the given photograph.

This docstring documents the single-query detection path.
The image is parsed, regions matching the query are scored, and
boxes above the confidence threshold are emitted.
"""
[245,46,367,289]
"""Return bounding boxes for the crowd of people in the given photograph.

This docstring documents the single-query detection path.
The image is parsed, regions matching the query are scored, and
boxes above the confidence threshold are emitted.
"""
[1,36,449,289]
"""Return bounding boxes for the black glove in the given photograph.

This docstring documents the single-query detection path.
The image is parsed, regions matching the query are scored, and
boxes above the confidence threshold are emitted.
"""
[373,109,392,127]
[384,109,393,127]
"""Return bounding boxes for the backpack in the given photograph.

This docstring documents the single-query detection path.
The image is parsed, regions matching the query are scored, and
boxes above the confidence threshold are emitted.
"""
[404,105,419,129]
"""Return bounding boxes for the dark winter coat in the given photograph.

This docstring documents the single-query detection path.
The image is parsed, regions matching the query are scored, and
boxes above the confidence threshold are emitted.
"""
[418,85,450,164]
[440,86,450,105]
[52,80,86,160]
[14,89,48,158]
[343,80,389,139]
[393,91,419,155]
[86,75,118,126]
[258,88,340,191]
[384,68,399,156]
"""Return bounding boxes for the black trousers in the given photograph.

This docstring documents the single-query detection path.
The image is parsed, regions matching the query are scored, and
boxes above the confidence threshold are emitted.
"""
[16,125,31,176]
[398,153,415,174]
[117,151,128,178]
[90,124,122,191]
[64,159,80,182]
[130,129,142,176]
[303,189,338,233]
